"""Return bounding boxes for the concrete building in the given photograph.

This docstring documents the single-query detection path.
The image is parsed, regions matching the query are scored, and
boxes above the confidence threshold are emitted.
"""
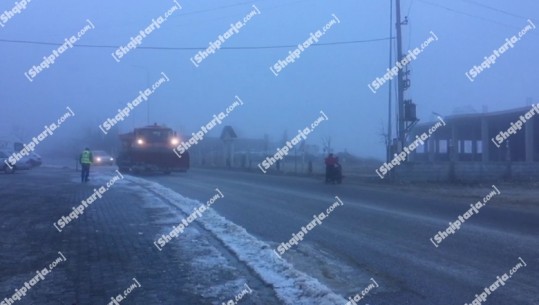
[395,105,539,182]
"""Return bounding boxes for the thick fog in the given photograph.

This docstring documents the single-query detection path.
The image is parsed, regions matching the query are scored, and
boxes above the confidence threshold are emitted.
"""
[0,0,537,159]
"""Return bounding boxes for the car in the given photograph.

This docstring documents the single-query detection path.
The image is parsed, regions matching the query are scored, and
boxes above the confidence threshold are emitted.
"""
[0,150,41,170]
[27,152,42,168]
[0,151,16,174]
[14,153,41,170]
[92,150,114,166]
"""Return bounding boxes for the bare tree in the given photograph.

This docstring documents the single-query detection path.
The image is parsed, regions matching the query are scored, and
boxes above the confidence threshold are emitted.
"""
[321,135,332,155]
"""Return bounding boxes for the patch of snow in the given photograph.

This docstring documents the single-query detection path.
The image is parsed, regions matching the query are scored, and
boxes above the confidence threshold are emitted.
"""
[125,175,349,305]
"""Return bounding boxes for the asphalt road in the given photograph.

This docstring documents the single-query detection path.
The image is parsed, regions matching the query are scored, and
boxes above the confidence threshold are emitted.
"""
[142,168,539,305]
[1,166,537,305]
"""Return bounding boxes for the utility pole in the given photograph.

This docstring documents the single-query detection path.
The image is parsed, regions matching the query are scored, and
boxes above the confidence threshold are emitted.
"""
[395,0,405,151]
[387,0,393,163]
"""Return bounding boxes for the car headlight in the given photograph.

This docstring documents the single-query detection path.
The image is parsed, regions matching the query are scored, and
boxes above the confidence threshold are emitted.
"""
[170,138,180,145]
[110,157,114,161]
[96,157,102,162]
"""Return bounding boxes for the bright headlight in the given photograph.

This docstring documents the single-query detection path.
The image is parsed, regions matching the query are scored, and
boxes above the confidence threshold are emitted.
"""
[170,138,180,145]
[137,138,144,145]
[96,157,102,162]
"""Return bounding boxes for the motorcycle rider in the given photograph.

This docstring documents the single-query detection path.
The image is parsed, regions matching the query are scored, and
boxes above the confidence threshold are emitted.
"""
[324,153,337,183]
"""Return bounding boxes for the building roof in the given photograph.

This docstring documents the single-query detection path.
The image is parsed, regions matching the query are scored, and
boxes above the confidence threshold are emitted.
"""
[220,125,237,140]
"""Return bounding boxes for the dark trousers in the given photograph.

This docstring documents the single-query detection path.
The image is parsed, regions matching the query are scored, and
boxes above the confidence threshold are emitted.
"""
[81,164,90,182]
[325,165,332,182]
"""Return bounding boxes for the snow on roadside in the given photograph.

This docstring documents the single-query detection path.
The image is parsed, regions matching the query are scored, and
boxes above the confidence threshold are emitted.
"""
[137,190,252,303]
[124,175,349,305]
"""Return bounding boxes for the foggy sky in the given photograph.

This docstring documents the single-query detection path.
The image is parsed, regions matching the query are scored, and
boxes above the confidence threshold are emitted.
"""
[0,0,538,159]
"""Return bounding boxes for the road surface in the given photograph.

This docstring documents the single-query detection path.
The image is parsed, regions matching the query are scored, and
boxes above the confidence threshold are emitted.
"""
[141,167,539,305]
[0,166,537,305]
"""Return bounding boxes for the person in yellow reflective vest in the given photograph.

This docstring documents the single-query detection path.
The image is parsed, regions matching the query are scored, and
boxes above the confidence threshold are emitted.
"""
[79,147,93,182]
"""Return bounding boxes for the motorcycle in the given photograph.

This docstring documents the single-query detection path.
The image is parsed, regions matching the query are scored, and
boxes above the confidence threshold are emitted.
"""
[325,163,342,184]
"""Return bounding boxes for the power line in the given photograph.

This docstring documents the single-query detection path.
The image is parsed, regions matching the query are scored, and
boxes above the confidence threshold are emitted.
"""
[406,0,414,52]
[0,0,393,50]
[458,0,528,20]
[0,37,393,50]
[416,0,534,31]
[178,0,259,17]
[406,0,415,17]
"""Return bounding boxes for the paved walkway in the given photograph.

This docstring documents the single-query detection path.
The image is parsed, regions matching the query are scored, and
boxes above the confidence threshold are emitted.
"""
[0,167,267,305]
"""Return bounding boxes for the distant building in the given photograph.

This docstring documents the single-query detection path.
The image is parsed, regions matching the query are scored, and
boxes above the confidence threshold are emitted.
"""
[188,126,323,171]
[397,105,539,182]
